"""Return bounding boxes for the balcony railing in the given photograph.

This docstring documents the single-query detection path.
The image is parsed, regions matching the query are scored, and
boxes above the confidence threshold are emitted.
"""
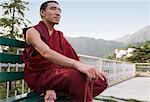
[0,54,136,100]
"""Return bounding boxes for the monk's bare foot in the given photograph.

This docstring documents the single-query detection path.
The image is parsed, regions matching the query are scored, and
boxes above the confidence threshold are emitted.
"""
[44,90,57,102]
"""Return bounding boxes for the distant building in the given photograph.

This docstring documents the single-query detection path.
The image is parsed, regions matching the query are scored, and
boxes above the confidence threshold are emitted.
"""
[115,48,135,59]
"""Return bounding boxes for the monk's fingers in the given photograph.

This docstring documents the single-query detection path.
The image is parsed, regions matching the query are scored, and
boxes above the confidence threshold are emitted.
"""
[100,72,108,82]
[96,70,107,79]
[96,73,105,81]
[101,72,107,78]
[89,68,97,79]
[86,72,93,81]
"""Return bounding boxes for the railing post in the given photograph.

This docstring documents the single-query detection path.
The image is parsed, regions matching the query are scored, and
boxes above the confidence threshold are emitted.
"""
[99,58,102,72]
[0,63,1,72]
[6,63,10,99]
[14,63,19,96]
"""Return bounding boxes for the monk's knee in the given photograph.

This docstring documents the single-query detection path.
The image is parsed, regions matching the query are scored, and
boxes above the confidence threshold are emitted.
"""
[102,78,108,89]
[69,69,85,81]
[102,80,108,90]
[93,78,108,97]
[99,80,108,91]
[69,69,86,98]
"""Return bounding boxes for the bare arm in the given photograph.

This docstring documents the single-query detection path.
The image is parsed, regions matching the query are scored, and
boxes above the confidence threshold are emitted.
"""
[26,28,76,68]
[26,28,107,81]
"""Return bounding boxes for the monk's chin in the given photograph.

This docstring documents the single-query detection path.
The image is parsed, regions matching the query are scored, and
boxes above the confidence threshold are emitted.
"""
[54,22,59,25]
[47,20,59,25]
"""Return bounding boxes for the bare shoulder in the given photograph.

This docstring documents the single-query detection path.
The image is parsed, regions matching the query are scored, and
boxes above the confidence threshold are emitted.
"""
[26,27,40,45]
[26,27,40,36]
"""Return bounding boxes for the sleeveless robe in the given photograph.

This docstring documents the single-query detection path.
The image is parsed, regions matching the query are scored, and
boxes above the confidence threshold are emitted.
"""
[22,21,108,102]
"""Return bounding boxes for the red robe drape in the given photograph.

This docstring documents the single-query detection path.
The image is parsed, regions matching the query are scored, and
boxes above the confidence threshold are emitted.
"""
[22,21,108,102]
[22,21,79,93]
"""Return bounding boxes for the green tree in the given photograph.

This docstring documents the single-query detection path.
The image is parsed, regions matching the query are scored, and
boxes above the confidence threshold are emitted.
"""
[0,0,31,39]
[125,41,150,63]
[107,41,150,63]
[106,53,116,60]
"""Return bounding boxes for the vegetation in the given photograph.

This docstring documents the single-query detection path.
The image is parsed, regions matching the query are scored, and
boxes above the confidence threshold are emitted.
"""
[0,0,30,39]
[124,41,150,63]
[94,96,144,102]
[0,0,30,99]
[107,41,150,63]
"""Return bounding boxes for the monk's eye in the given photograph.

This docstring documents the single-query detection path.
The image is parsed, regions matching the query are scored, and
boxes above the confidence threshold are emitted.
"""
[50,7,57,10]
[50,7,61,13]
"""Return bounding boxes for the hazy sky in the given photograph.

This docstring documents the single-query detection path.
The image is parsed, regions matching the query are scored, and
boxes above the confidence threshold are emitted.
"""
[0,0,150,40]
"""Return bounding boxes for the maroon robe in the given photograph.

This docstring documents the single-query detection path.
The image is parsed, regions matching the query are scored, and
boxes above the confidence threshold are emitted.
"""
[22,21,108,102]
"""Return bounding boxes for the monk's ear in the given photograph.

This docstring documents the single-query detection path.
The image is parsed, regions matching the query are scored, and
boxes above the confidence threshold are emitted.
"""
[40,10,45,18]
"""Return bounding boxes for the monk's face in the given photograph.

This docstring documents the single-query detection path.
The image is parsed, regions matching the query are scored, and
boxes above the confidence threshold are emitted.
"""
[41,2,61,24]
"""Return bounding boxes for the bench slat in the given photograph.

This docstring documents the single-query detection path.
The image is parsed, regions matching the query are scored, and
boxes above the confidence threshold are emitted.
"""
[0,37,25,48]
[17,92,70,102]
[0,92,43,102]
[16,93,44,102]
[0,72,23,82]
[0,53,23,63]
[0,37,71,102]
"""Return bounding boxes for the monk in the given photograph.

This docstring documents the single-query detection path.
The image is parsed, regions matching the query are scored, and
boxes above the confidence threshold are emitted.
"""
[22,1,108,102]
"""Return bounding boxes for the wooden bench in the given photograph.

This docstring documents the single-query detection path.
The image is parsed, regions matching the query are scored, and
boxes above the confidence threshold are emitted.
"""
[0,37,69,102]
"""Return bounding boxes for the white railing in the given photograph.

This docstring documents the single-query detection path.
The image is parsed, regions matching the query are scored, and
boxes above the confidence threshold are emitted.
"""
[0,54,136,100]
[0,63,31,100]
[135,63,150,76]
[79,54,136,86]
[135,63,150,72]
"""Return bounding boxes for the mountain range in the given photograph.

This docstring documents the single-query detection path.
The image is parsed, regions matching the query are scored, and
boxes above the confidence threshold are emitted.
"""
[65,25,150,57]
[66,37,123,57]
[115,25,150,44]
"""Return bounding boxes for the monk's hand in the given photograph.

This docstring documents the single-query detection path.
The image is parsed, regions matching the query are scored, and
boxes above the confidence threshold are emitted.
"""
[95,70,108,82]
[73,61,108,82]
[73,61,101,81]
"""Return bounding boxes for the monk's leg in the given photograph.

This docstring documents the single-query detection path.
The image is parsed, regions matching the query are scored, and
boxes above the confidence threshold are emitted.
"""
[92,77,108,97]
[43,68,88,102]
[68,69,92,102]
[42,67,100,102]
[53,68,107,102]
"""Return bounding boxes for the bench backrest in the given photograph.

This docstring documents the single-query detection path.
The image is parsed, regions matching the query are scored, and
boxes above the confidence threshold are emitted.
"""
[0,37,70,102]
[0,37,25,82]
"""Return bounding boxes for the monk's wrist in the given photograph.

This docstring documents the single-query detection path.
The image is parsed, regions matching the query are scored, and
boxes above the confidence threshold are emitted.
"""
[72,60,79,69]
